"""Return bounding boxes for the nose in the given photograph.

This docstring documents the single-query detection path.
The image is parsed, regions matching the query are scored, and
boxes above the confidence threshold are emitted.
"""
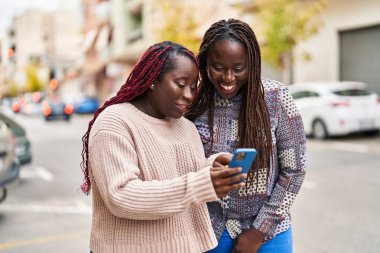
[223,69,235,83]
[183,86,194,102]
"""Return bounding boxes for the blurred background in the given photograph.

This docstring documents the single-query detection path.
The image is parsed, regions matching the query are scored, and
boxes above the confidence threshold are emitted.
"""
[0,0,379,252]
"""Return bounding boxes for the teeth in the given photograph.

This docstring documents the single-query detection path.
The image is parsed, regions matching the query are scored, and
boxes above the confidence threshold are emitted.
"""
[221,84,234,91]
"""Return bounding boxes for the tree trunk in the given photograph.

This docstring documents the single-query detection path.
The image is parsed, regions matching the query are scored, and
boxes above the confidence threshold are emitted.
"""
[281,51,293,85]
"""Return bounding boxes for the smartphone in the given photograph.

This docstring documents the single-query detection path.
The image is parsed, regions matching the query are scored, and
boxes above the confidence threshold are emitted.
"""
[229,148,257,175]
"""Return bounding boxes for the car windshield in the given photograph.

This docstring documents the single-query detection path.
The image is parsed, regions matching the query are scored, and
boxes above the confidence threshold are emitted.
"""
[332,89,373,96]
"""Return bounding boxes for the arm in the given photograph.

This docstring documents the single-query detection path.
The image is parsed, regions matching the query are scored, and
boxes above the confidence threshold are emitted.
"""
[252,85,307,237]
[89,130,219,220]
[234,85,306,253]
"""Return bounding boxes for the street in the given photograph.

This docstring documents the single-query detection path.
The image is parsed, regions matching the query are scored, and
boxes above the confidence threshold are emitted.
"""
[0,114,379,253]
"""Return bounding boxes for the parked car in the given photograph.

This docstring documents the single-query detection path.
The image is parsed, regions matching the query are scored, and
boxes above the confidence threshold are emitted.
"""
[289,81,380,139]
[0,120,20,203]
[42,97,74,121]
[0,110,32,165]
[12,92,45,116]
[74,97,99,114]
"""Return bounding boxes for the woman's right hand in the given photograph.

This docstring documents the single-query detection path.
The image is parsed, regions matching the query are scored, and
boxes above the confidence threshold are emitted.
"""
[210,165,247,199]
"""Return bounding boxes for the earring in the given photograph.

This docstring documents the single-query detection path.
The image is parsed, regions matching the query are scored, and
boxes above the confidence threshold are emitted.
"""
[150,84,154,90]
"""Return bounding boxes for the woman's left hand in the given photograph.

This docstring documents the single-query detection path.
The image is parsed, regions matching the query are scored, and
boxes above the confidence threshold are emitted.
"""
[232,228,265,253]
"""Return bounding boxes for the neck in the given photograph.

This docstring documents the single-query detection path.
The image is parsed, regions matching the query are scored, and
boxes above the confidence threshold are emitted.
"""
[131,96,165,119]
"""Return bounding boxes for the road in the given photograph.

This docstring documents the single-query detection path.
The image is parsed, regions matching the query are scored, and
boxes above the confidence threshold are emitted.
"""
[0,113,379,253]
[0,114,92,253]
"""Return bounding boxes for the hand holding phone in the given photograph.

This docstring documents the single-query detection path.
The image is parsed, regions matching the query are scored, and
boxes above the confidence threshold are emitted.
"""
[229,148,257,175]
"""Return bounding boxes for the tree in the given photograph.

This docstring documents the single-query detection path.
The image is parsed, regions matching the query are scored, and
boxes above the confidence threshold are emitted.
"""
[24,63,45,92]
[153,0,200,54]
[9,82,19,97]
[238,0,327,84]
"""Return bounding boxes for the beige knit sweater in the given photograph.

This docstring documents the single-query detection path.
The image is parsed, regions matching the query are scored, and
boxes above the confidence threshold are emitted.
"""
[88,103,220,253]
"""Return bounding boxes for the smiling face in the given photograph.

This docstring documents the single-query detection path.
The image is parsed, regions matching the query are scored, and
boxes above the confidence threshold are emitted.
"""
[145,54,198,119]
[206,39,249,99]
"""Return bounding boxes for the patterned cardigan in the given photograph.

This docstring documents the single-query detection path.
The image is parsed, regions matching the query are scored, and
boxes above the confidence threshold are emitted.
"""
[193,78,307,241]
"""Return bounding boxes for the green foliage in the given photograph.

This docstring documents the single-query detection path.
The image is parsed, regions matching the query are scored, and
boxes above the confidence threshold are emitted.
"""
[24,64,45,92]
[239,0,326,69]
[257,0,327,68]
[9,82,19,97]
[154,0,200,54]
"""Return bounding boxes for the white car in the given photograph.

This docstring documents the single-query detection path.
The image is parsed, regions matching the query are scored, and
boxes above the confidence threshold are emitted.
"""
[289,81,380,139]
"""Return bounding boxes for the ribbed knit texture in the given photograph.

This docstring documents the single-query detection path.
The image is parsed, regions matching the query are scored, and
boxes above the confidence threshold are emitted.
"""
[88,103,219,253]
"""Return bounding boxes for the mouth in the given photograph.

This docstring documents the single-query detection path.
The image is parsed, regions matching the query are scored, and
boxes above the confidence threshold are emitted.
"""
[219,83,238,94]
[175,104,189,113]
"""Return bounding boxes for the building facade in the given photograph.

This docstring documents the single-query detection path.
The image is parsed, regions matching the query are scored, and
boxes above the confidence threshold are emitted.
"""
[293,0,380,94]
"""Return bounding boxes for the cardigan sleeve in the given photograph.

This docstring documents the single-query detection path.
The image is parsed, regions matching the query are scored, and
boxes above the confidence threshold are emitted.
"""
[253,85,307,236]
[89,129,218,220]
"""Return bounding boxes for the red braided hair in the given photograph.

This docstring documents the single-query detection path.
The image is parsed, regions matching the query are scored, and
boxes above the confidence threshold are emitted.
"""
[80,41,197,194]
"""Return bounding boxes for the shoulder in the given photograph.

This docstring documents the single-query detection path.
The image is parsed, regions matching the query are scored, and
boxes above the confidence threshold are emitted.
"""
[176,116,198,132]
[261,77,293,100]
[90,103,136,138]
[261,77,287,93]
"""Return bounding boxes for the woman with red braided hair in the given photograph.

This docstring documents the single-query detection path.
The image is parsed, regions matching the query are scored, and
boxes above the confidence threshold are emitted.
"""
[80,41,247,253]
[186,19,307,253]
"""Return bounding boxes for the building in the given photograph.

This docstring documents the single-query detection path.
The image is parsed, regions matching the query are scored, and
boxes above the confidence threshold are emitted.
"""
[293,0,380,94]
[77,0,253,103]
[0,5,82,97]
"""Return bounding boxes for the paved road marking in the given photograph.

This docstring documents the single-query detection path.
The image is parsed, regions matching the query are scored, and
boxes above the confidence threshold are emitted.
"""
[0,204,91,214]
[20,167,54,181]
[0,230,89,251]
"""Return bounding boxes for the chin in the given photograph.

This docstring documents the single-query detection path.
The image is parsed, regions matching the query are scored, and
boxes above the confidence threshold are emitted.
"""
[217,90,239,99]
[168,112,184,119]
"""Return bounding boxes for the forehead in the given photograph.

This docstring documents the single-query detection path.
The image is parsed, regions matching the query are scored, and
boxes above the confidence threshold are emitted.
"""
[165,54,198,76]
[207,39,247,63]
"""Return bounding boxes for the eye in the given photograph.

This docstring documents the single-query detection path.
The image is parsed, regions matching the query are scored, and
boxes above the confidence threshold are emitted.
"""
[176,82,185,88]
[190,84,197,91]
[212,65,224,72]
[234,66,246,73]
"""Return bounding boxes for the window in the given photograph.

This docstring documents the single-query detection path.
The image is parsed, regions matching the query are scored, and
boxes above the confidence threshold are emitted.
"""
[333,89,373,96]
[292,91,320,99]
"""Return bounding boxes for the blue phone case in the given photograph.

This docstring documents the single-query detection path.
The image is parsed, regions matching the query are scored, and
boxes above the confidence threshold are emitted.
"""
[229,148,257,174]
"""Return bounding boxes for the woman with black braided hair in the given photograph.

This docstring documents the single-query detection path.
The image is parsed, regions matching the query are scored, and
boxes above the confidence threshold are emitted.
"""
[80,41,247,253]
[186,19,307,253]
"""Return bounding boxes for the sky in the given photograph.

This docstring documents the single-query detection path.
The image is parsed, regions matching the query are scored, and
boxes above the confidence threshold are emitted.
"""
[0,0,79,36]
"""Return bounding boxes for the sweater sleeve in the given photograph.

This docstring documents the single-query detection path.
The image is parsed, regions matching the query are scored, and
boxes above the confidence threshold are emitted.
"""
[89,130,219,220]
[253,85,307,236]
[187,121,230,169]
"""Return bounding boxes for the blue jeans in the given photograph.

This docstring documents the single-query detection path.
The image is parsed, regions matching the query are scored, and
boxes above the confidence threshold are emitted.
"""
[206,227,293,253]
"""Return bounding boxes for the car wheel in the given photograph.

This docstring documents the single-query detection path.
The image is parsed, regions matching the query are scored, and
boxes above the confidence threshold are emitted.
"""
[363,129,380,136]
[312,120,328,139]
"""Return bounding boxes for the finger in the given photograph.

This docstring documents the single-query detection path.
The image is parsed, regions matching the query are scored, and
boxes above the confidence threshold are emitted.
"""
[215,153,233,165]
[210,166,225,174]
[217,167,242,178]
[215,181,245,196]
[212,161,224,167]
[227,173,248,185]
[214,174,247,189]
